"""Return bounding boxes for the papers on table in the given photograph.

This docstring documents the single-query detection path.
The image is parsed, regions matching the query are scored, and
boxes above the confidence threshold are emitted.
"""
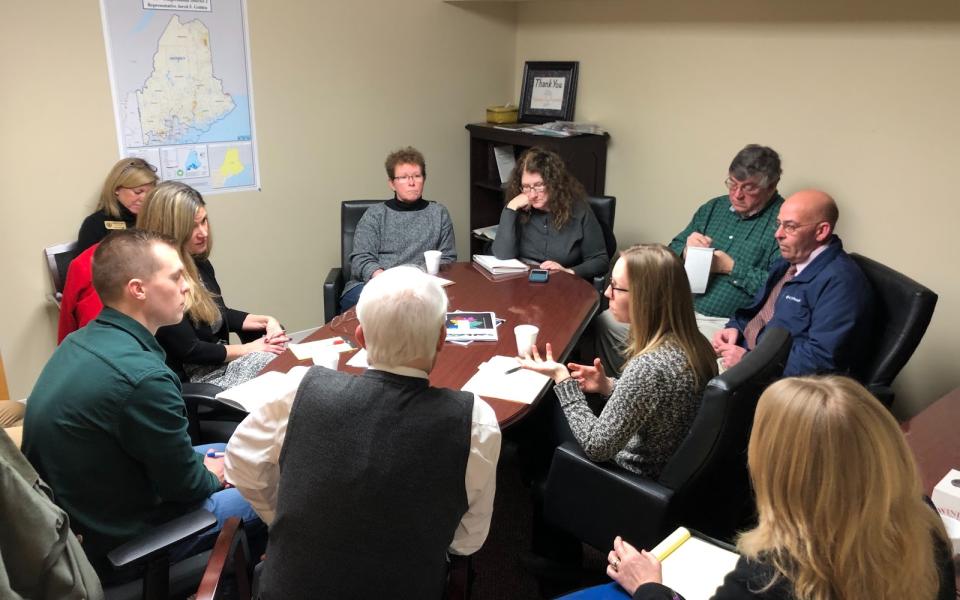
[214,366,310,413]
[461,355,550,404]
[288,337,354,361]
[654,527,740,600]
[427,274,455,287]
[684,246,713,294]
[472,254,528,275]
[446,311,498,343]
[346,348,369,369]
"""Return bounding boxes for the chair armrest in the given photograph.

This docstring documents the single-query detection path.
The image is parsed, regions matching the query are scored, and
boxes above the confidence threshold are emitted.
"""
[196,517,250,600]
[182,383,226,411]
[543,442,675,551]
[108,509,217,570]
[323,268,344,324]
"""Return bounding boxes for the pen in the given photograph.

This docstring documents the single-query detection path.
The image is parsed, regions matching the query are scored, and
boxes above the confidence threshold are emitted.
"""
[504,366,521,375]
[206,450,225,458]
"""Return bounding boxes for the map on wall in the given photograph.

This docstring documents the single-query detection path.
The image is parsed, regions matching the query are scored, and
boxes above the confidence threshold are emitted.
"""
[100,0,260,194]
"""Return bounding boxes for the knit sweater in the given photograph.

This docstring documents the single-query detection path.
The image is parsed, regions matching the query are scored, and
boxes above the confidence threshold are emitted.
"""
[554,338,701,478]
[344,198,456,294]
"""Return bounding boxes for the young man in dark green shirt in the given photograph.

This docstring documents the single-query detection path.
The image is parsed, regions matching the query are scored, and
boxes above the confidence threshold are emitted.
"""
[23,229,260,575]
[594,145,784,374]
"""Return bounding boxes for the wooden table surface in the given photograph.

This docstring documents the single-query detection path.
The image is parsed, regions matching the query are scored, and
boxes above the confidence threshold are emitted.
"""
[903,386,960,496]
[265,262,600,428]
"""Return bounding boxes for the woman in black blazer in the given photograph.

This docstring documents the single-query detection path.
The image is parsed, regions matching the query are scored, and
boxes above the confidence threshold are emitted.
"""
[76,158,158,253]
[139,181,288,387]
[563,376,956,600]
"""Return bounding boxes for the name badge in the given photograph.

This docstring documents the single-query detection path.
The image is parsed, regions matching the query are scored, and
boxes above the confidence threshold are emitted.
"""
[104,221,127,230]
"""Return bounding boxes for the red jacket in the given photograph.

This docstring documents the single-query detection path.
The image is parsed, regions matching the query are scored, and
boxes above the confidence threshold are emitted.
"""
[57,244,103,344]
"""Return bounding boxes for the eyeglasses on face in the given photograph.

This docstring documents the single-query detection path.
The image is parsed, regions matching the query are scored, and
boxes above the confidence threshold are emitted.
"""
[775,220,818,235]
[392,174,424,182]
[609,284,629,294]
[724,177,762,195]
[520,182,546,194]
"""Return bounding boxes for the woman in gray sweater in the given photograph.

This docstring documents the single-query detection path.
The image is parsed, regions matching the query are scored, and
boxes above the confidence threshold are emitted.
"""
[519,244,718,478]
[493,147,608,280]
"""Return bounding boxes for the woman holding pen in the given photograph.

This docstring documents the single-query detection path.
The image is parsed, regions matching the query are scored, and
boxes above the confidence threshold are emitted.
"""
[561,376,956,600]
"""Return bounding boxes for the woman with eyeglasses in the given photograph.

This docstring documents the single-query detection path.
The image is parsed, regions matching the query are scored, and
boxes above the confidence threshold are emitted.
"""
[560,376,956,600]
[492,147,608,279]
[140,181,289,388]
[520,243,717,479]
[76,158,159,253]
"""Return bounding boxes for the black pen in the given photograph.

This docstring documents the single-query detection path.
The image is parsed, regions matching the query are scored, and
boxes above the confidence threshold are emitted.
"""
[504,366,521,375]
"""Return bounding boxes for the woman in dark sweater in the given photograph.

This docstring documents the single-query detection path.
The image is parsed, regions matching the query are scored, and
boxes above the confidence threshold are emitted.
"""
[76,158,158,253]
[139,181,288,387]
[492,147,608,280]
[562,376,956,600]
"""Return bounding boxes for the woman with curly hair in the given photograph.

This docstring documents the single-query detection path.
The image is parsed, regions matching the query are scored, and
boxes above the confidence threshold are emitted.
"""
[492,147,608,279]
[562,375,956,600]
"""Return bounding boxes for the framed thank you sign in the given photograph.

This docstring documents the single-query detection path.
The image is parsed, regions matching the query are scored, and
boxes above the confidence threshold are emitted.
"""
[518,61,579,124]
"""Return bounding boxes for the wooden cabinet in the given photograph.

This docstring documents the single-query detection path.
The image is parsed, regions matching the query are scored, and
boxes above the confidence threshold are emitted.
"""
[466,123,609,254]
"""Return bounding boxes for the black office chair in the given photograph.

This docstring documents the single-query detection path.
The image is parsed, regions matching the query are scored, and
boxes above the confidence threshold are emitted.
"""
[44,240,79,307]
[848,253,938,408]
[323,200,385,323]
[543,328,792,552]
[585,195,617,298]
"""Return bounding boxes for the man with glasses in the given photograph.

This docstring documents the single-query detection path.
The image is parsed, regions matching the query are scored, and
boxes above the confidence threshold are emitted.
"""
[339,146,456,312]
[713,189,872,376]
[595,144,785,374]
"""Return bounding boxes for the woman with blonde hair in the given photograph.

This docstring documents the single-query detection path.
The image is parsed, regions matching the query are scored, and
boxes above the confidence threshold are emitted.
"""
[140,181,288,388]
[568,375,955,599]
[493,147,608,280]
[520,244,718,478]
[76,158,158,252]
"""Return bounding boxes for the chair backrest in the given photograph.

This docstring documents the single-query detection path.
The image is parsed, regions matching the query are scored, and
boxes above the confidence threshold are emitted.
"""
[849,253,937,388]
[44,240,79,304]
[339,200,385,283]
[658,327,792,539]
[585,195,617,258]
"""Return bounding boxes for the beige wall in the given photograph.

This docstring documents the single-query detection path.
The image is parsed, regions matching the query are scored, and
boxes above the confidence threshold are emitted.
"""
[0,1,516,399]
[516,0,960,417]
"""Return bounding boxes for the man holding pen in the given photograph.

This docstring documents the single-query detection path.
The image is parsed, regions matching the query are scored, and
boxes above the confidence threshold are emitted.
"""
[22,229,262,578]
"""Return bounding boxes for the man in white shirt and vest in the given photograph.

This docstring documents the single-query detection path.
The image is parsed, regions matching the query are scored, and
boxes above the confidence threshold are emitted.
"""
[226,265,501,598]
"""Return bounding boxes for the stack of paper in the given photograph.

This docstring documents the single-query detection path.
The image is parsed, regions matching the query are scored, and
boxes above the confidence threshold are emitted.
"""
[214,366,310,413]
[653,527,740,600]
[446,311,498,343]
[461,355,550,404]
[472,254,528,275]
[471,225,499,241]
[288,337,354,361]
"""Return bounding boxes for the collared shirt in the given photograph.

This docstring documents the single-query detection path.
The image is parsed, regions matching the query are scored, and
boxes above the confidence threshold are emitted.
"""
[225,364,501,555]
[668,194,784,318]
[793,243,829,276]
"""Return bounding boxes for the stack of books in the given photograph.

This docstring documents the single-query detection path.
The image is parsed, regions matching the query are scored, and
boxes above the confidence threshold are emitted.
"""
[472,254,528,275]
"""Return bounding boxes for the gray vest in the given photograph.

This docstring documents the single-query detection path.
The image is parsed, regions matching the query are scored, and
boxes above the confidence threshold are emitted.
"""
[260,367,473,599]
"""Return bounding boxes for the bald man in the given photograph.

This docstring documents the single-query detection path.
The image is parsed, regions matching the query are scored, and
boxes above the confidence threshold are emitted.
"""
[712,190,873,376]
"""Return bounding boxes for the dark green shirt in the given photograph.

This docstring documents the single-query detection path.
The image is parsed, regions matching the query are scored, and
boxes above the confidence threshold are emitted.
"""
[23,308,220,569]
[668,194,784,318]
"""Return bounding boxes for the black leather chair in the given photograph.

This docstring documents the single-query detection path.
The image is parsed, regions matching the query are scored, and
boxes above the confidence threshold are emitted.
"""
[543,327,792,552]
[848,253,937,409]
[323,200,385,323]
[585,195,617,297]
[44,240,79,307]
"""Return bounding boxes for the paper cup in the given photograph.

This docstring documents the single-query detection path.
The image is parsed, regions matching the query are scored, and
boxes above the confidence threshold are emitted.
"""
[424,250,442,275]
[313,349,340,370]
[514,324,539,358]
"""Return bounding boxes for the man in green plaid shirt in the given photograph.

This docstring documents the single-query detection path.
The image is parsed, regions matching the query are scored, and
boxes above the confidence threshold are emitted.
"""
[595,145,785,374]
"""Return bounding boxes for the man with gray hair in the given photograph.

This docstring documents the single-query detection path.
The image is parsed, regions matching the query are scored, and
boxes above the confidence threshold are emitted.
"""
[595,144,785,374]
[226,266,501,598]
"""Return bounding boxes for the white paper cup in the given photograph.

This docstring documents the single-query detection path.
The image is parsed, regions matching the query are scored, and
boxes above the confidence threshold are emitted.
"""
[424,250,442,275]
[514,324,539,358]
[313,349,340,370]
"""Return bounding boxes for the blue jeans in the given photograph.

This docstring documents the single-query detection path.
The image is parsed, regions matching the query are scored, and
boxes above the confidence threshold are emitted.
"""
[169,444,267,562]
[339,283,365,313]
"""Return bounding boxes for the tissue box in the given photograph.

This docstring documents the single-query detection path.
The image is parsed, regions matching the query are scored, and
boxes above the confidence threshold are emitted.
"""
[486,105,518,124]
[932,469,960,522]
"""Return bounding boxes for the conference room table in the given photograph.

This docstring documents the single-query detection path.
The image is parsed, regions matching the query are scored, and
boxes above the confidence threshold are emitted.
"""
[264,262,601,428]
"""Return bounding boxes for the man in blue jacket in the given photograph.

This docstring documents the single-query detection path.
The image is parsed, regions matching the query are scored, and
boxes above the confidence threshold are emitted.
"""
[713,189,872,376]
